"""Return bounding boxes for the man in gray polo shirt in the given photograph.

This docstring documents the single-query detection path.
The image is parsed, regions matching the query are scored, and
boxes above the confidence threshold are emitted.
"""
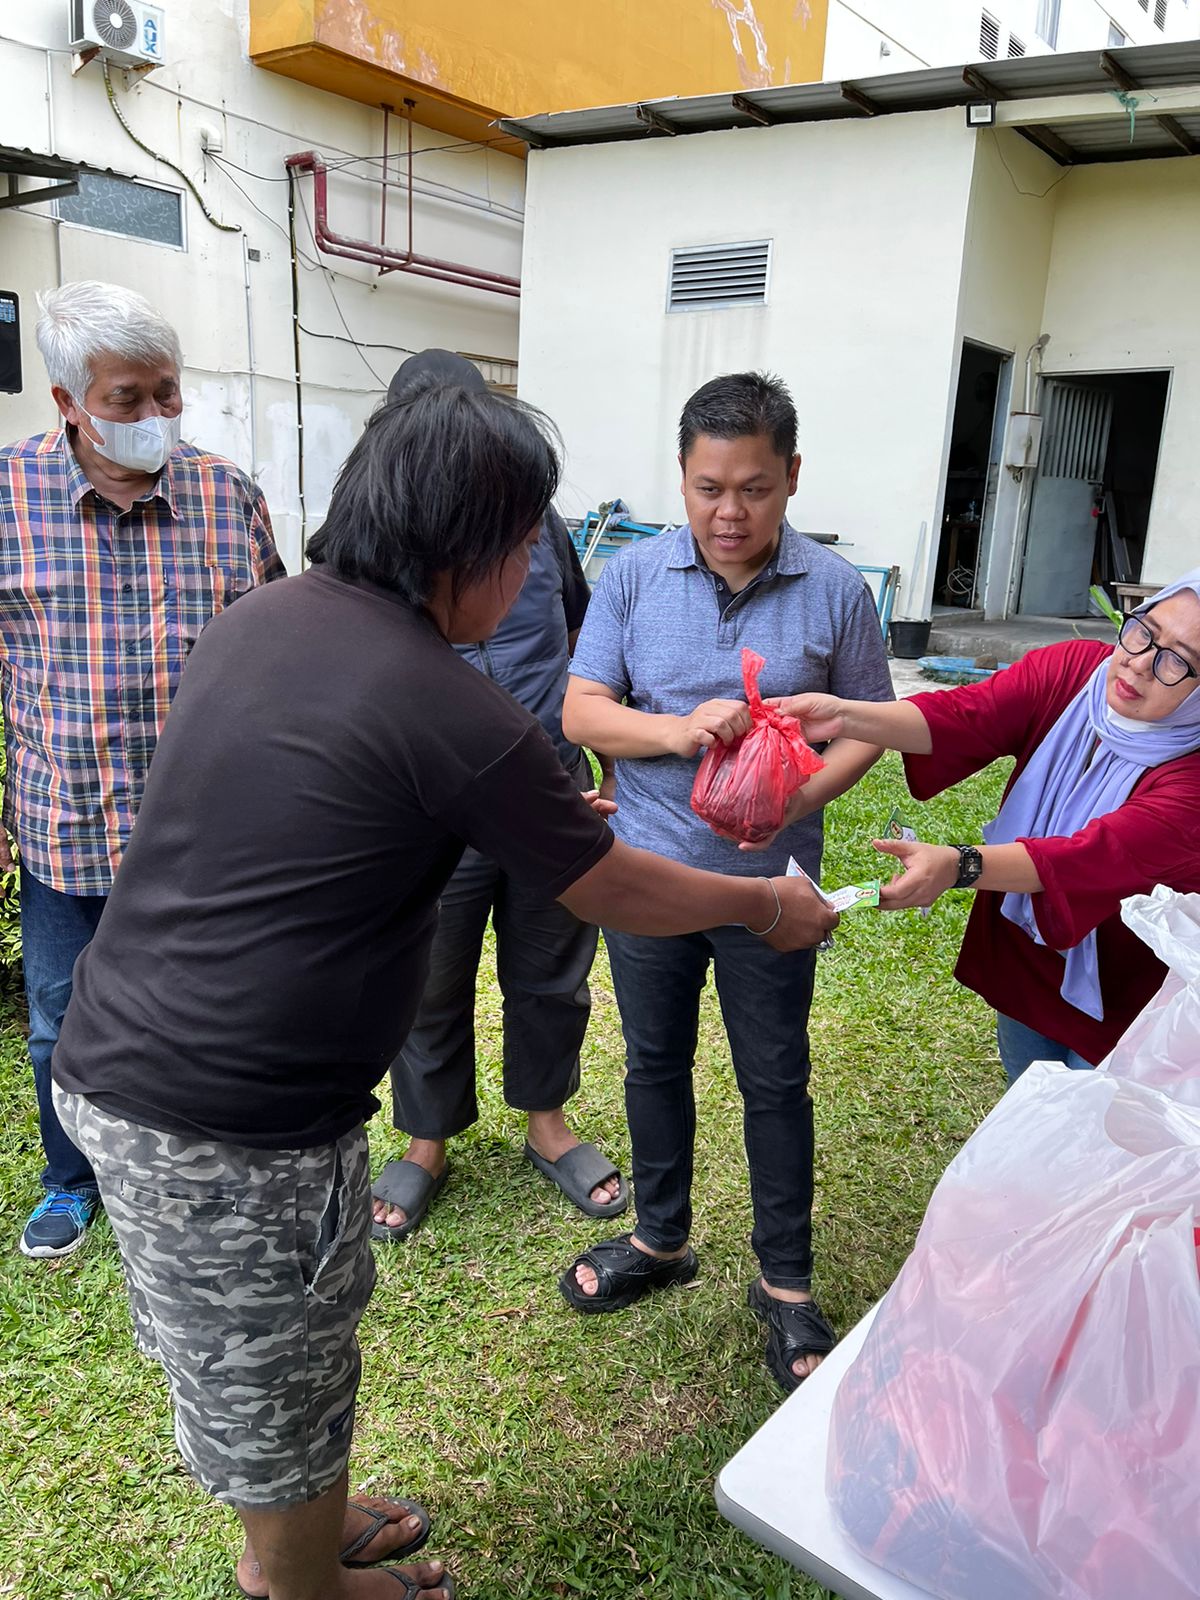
[558,370,894,1390]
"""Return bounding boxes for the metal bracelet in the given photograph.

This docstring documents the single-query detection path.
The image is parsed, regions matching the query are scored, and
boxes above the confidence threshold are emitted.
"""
[745,877,783,937]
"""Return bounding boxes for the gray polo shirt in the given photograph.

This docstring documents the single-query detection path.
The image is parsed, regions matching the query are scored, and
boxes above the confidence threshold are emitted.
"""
[569,522,894,878]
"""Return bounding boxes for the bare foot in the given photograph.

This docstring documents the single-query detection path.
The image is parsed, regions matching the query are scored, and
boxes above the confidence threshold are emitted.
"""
[237,1498,431,1598]
[572,1232,689,1297]
[371,1141,446,1232]
[761,1282,827,1382]
[527,1108,622,1208]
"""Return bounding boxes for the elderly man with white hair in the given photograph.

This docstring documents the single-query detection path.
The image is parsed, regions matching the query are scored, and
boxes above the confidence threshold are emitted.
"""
[0,280,285,1258]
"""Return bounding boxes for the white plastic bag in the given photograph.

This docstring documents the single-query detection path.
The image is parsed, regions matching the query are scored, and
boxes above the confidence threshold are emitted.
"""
[1101,885,1200,1107]
[826,888,1200,1600]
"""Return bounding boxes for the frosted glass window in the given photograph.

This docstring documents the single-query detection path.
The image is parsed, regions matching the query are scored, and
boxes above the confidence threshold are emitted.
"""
[56,172,183,248]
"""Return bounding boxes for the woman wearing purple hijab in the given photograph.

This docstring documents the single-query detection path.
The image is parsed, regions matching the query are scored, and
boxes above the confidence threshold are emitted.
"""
[773,570,1200,1081]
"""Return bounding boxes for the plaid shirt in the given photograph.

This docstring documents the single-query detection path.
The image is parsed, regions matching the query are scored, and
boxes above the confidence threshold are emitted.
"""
[0,430,285,894]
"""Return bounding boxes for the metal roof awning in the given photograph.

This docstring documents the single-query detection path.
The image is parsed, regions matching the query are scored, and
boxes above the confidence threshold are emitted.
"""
[0,146,81,212]
[499,39,1200,166]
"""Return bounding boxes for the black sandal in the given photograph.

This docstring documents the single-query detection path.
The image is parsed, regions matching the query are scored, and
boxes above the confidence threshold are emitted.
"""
[342,1497,431,1566]
[559,1232,698,1314]
[235,1497,432,1598]
[382,1569,456,1599]
[747,1278,837,1392]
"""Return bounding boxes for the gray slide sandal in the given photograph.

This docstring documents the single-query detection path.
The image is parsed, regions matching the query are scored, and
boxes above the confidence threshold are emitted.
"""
[371,1158,450,1242]
[523,1140,629,1218]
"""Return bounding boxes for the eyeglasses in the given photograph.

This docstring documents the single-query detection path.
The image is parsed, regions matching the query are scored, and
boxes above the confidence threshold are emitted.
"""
[1118,615,1199,688]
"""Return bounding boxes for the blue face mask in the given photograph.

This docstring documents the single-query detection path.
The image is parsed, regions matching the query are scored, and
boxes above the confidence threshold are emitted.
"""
[83,409,181,473]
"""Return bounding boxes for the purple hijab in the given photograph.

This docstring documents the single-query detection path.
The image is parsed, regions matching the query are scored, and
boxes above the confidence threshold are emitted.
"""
[983,568,1200,1021]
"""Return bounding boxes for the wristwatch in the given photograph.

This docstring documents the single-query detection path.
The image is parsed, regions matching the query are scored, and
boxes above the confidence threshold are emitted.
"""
[952,845,984,889]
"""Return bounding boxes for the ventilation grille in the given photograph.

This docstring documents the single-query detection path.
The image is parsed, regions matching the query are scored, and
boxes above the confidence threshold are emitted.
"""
[668,240,770,312]
[980,11,1000,58]
[1008,33,1026,57]
[1155,0,1168,29]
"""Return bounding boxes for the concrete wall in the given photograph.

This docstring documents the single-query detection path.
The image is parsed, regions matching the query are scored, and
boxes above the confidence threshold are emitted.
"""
[251,0,830,117]
[519,108,976,619]
[822,0,1194,79]
[0,0,524,570]
[1039,156,1200,583]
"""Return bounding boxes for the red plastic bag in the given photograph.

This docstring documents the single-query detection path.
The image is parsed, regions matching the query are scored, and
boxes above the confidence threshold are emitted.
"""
[689,647,824,845]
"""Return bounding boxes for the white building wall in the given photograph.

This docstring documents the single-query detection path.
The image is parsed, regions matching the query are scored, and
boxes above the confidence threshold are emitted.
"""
[519,110,976,619]
[0,1,523,570]
[1038,156,1200,583]
[823,0,1197,79]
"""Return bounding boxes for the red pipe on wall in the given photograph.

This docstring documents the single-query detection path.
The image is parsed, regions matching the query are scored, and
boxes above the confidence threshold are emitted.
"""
[285,150,521,298]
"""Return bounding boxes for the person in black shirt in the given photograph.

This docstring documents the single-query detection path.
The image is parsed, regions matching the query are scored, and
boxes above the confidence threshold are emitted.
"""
[376,350,624,1240]
[52,383,836,1600]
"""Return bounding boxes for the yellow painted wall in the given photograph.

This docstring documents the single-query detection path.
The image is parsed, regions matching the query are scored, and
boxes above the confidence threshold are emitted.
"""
[251,0,829,144]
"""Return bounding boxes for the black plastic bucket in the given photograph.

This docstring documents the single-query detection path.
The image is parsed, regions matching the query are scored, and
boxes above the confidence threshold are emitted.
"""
[889,620,933,659]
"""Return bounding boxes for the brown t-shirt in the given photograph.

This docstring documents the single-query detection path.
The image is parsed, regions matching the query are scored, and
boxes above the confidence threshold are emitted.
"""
[53,567,613,1147]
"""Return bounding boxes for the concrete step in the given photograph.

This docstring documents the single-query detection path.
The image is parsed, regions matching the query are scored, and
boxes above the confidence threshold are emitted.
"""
[928,613,1114,665]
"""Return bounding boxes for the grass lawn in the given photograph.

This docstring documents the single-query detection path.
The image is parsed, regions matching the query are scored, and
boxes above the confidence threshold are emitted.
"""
[0,753,1010,1600]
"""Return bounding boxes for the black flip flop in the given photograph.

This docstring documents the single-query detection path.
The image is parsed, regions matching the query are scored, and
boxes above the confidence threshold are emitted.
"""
[342,1497,431,1566]
[559,1232,698,1314]
[382,1570,456,1599]
[235,1497,434,1597]
[747,1278,837,1392]
[371,1159,450,1242]
[523,1140,629,1219]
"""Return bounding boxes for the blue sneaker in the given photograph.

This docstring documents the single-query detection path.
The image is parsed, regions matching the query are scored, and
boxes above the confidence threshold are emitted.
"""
[19,1189,99,1258]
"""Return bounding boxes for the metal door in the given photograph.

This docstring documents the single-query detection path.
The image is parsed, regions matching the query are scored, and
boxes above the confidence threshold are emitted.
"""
[1019,379,1113,616]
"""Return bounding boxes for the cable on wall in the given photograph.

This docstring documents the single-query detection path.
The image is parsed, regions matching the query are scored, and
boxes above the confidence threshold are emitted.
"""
[102,60,240,233]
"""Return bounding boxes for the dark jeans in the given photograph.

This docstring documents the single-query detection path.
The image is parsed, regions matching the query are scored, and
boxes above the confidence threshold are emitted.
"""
[390,843,599,1141]
[21,867,106,1194]
[604,924,817,1290]
[996,1013,1095,1084]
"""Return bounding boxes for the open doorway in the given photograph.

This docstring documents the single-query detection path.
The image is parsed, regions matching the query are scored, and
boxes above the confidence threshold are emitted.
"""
[1018,370,1169,617]
[933,342,1012,611]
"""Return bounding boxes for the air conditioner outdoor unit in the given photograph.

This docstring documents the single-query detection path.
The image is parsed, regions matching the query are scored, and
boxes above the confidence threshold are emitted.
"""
[68,0,166,68]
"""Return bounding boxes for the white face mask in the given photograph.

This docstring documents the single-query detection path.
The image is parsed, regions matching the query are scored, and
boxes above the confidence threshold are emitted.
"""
[83,409,181,474]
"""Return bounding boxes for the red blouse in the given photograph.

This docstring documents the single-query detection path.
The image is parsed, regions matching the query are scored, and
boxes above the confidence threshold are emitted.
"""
[903,639,1200,1063]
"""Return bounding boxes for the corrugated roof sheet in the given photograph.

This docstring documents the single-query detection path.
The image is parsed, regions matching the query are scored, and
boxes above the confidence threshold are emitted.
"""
[0,146,82,181]
[498,39,1200,164]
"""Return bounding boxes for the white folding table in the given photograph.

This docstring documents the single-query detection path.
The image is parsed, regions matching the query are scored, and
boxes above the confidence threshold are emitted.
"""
[715,1303,937,1600]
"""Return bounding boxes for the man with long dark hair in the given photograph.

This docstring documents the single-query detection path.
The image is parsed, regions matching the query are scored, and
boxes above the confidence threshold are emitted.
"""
[50,383,836,1600]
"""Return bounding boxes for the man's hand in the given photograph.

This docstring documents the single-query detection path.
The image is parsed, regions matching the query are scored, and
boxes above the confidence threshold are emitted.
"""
[875,838,959,909]
[0,830,14,875]
[667,698,752,759]
[753,875,840,952]
[581,789,618,820]
[764,692,848,743]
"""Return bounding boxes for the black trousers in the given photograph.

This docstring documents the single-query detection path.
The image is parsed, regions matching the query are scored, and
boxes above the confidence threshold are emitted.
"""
[603,925,817,1290]
[390,763,599,1140]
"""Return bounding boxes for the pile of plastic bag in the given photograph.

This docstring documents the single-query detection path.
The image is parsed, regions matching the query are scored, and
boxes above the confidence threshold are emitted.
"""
[827,886,1200,1600]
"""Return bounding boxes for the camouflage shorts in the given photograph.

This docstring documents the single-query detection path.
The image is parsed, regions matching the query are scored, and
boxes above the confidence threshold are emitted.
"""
[54,1086,376,1508]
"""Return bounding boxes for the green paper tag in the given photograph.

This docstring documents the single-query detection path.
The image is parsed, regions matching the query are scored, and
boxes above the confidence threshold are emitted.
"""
[827,880,881,912]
